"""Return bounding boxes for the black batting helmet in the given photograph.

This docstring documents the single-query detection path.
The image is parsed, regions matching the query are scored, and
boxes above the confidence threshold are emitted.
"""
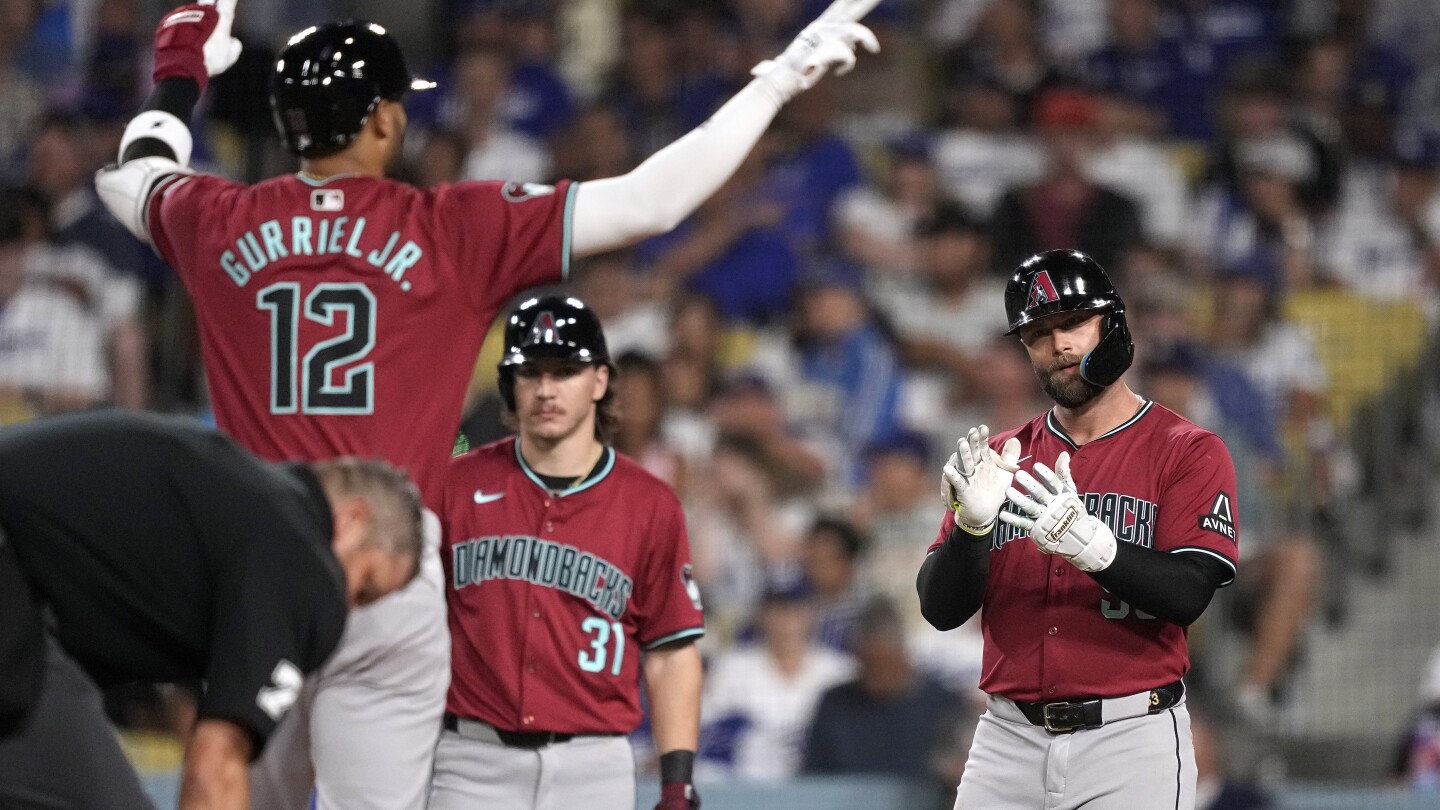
[270,21,435,158]
[498,295,612,410]
[1003,249,1133,387]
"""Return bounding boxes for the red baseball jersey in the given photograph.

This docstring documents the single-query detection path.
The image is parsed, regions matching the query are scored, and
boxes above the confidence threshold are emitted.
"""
[441,438,705,734]
[147,174,574,507]
[929,401,1238,701]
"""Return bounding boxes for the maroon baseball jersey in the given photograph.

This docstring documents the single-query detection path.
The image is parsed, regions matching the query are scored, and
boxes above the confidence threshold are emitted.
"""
[929,401,1238,701]
[146,173,574,507]
[442,438,705,734]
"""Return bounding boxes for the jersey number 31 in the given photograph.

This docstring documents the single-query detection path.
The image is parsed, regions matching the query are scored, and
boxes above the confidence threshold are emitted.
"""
[258,282,376,415]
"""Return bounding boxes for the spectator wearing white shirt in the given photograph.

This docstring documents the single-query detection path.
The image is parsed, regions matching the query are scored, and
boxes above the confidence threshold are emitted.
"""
[699,572,854,780]
[834,133,946,280]
[452,47,552,183]
[932,70,1044,218]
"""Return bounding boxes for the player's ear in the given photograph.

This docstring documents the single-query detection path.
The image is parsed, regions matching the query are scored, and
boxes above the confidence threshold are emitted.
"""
[592,363,610,403]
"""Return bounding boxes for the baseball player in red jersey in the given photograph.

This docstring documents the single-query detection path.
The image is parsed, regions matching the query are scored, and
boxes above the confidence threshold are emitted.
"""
[431,295,704,810]
[917,250,1240,810]
[92,0,877,807]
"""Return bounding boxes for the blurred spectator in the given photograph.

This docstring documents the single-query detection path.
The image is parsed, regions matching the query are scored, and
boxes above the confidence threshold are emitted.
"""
[8,185,146,410]
[791,261,906,486]
[1394,644,1440,790]
[767,84,863,260]
[946,0,1064,126]
[551,103,635,182]
[850,430,941,623]
[1142,338,1322,725]
[451,47,552,182]
[707,373,827,497]
[26,113,151,285]
[685,434,813,637]
[642,143,801,324]
[1086,85,1191,251]
[406,129,468,188]
[1161,0,1281,80]
[834,133,944,279]
[871,203,1010,440]
[574,250,670,358]
[1192,707,1274,809]
[989,87,1146,278]
[659,294,726,467]
[799,516,867,653]
[699,571,854,780]
[0,0,45,178]
[1321,126,1440,301]
[801,595,969,795]
[614,350,686,490]
[0,187,111,421]
[604,6,733,159]
[78,0,144,124]
[933,68,1045,218]
[1082,0,1217,141]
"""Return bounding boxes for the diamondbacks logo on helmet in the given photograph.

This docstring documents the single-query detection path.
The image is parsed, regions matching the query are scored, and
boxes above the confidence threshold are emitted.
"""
[530,311,558,345]
[1027,271,1061,309]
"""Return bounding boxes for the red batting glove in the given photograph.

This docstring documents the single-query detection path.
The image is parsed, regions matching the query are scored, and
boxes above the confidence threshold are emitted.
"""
[152,0,241,93]
[655,782,700,810]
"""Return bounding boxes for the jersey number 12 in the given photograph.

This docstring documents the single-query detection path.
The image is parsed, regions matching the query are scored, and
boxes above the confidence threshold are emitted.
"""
[258,282,376,415]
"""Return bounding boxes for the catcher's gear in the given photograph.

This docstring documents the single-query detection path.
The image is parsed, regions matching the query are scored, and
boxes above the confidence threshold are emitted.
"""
[270,20,435,158]
[497,295,612,411]
[1000,453,1117,572]
[941,426,1022,536]
[151,0,242,93]
[1003,249,1133,387]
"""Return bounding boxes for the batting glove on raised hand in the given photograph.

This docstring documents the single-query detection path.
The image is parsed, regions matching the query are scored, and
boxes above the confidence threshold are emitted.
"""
[1000,452,1117,572]
[941,425,1022,536]
[752,19,879,105]
[152,0,242,93]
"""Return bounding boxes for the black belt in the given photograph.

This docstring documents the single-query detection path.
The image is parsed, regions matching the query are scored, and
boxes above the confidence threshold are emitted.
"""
[443,712,589,749]
[1012,680,1184,734]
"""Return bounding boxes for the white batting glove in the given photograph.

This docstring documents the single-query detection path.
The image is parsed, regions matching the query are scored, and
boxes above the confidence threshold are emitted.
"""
[941,426,1022,536]
[752,20,880,105]
[1000,452,1117,572]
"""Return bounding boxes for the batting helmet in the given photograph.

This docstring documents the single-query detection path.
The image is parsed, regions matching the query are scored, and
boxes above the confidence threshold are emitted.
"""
[497,296,612,411]
[1003,249,1133,387]
[269,21,435,158]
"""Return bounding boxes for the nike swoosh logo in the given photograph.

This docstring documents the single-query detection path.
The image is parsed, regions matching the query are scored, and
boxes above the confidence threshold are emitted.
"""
[473,490,506,505]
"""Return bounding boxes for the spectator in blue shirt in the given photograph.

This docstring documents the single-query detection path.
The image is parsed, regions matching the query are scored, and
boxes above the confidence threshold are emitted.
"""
[1083,0,1218,141]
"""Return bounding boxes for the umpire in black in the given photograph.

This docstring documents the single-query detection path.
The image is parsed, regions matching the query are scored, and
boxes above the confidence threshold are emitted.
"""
[0,410,424,809]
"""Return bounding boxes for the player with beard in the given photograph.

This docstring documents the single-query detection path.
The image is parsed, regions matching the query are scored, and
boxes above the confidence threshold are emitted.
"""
[917,250,1239,810]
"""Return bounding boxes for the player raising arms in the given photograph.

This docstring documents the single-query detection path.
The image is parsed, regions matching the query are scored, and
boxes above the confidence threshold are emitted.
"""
[433,296,704,809]
[93,1,877,807]
[917,250,1240,810]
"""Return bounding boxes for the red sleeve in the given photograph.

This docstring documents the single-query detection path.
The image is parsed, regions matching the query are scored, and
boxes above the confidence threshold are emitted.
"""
[1158,432,1239,578]
[633,488,705,649]
[147,174,241,281]
[433,180,576,317]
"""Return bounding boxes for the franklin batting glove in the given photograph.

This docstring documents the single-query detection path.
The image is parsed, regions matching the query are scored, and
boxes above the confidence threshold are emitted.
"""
[751,19,879,105]
[1000,453,1117,572]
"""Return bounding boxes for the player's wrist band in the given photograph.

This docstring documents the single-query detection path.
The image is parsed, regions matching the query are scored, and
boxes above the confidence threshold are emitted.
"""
[659,749,696,784]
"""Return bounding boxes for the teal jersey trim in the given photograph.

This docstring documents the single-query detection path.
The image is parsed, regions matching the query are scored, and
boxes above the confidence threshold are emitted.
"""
[560,182,579,281]
[294,173,357,187]
[514,441,615,496]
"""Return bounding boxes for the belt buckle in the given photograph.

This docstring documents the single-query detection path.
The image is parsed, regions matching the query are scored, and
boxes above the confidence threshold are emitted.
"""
[1041,701,1083,733]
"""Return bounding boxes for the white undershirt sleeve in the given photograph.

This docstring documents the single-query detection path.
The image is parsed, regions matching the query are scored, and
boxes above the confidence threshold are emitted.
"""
[568,77,787,258]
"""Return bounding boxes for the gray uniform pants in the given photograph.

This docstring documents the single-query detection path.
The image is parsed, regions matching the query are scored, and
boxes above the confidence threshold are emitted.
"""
[954,694,1195,810]
[0,638,156,809]
[428,719,635,810]
[249,510,450,810]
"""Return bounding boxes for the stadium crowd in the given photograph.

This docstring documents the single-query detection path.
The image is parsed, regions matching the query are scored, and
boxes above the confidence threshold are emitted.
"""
[5,0,1440,802]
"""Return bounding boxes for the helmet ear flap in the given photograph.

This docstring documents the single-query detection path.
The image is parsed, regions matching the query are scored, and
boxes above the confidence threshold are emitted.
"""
[1079,311,1134,387]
